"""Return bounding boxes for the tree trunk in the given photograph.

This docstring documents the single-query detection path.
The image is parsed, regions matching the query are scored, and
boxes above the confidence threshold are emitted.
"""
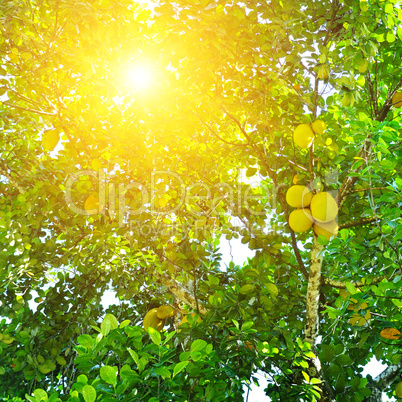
[304,237,324,346]
[365,359,402,401]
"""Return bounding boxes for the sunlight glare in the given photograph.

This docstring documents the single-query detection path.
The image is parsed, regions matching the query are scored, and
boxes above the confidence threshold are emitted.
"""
[128,63,154,91]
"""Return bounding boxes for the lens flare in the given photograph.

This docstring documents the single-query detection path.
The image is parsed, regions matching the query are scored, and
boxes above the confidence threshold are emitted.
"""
[128,64,153,90]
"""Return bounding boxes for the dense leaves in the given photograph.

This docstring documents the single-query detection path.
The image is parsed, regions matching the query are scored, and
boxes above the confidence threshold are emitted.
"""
[0,0,402,400]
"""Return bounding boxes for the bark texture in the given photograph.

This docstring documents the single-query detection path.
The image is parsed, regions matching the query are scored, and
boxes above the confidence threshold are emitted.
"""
[304,237,324,346]
[365,359,402,401]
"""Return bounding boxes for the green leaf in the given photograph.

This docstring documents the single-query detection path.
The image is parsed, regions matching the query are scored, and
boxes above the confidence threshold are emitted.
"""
[120,364,138,380]
[345,282,358,295]
[77,374,88,384]
[173,361,189,378]
[266,283,279,297]
[48,393,60,402]
[335,354,353,366]
[101,314,119,336]
[77,335,94,349]
[302,371,310,382]
[191,339,207,353]
[239,284,254,294]
[100,365,117,386]
[128,349,140,366]
[241,321,254,331]
[340,229,349,241]
[163,330,176,345]
[119,319,131,328]
[208,274,220,285]
[318,344,335,363]
[82,385,96,402]
[147,326,161,345]
[154,366,171,379]
[33,389,48,402]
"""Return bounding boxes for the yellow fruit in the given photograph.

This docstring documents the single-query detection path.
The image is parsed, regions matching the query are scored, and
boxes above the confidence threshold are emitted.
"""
[143,308,164,332]
[310,192,338,223]
[317,65,330,80]
[42,129,60,151]
[156,305,174,319]
[288,209,314,233]
[313,220,338,240]
[178,313,202,331]
[286,185,313,208]
[395,382,402,398]
[311,120,326,134]
[392,92,402,108]
[84,193,100,215]
[293,124,315,148]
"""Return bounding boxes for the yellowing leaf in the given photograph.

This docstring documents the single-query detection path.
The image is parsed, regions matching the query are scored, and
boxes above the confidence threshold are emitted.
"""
[266,283,278,297]
[380,328,401,340]
[21,52,32,60]
[91,159,102,170]
[349,310,371,326]
[42,130,60,151]
[84,193,100,214]
[155,196,168,208]
[2,334,14,344]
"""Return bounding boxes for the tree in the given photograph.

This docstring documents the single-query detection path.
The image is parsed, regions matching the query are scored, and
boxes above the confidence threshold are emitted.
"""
[0,0,402,400]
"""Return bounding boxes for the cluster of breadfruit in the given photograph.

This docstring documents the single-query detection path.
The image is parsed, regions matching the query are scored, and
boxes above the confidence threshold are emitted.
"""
[293,119,326,148]
[143,305,202,332]
[286,185,339,240]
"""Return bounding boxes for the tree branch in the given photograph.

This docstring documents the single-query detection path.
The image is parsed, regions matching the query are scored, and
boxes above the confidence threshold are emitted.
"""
[365,359,402,401]
[2,101,56,116]
[322,275,387,288]
[339,216,379,230]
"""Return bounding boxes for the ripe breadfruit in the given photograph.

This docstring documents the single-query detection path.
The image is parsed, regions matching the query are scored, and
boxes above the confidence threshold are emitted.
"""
[310,192,338,223]
[293,124,314,148]
[288,208,314,233]
[313,220,338,240]
[311,120,326,134]
[286,185,313,208]
[143,308,164,332]
[156,305,174,319]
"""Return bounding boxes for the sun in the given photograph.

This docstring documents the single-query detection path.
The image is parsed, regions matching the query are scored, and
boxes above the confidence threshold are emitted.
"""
[127,63,154,91]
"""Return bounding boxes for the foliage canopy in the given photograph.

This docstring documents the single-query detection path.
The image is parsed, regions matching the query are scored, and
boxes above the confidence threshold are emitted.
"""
[0,0,402,400]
